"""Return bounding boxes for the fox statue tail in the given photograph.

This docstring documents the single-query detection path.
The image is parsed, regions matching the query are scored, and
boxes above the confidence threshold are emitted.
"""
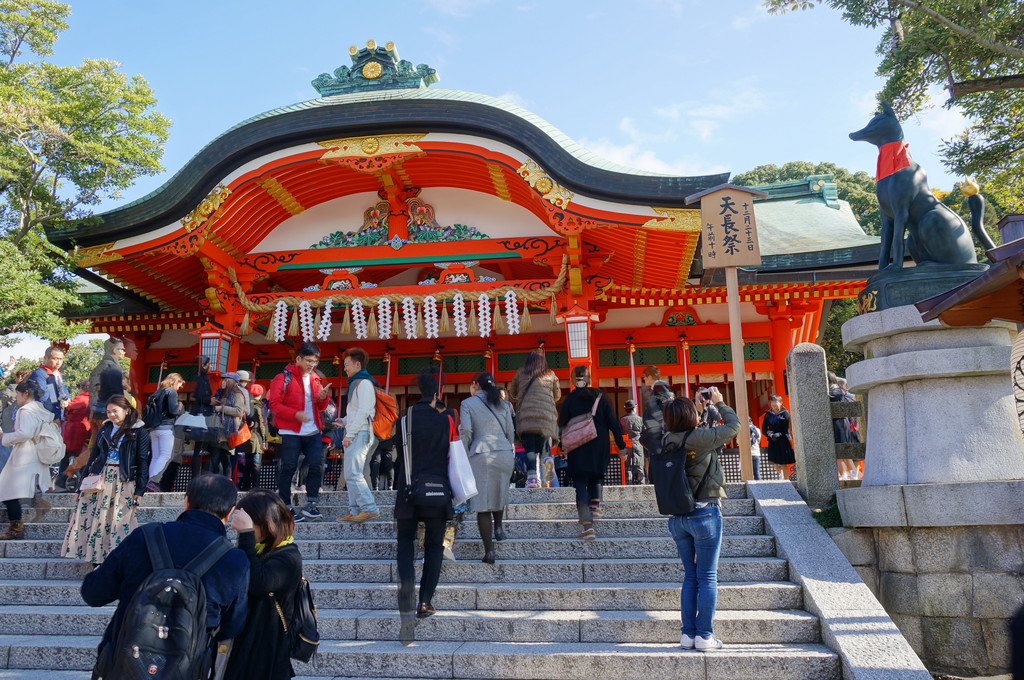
[968,192,996,254]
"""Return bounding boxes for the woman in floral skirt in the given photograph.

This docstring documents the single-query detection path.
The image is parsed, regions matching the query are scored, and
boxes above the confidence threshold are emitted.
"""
[61,395,150,564]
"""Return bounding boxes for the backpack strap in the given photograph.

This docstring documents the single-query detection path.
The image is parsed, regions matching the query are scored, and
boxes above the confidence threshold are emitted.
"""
[142,524,174,572]
[184,536,233,578]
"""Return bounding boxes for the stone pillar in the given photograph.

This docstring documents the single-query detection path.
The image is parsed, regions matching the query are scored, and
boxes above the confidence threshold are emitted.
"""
[785,343,839,508]
[836,304,1024,675]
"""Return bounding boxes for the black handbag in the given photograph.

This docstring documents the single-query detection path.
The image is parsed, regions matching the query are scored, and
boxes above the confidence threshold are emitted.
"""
[649,430,713,516]
[401,409,452,508]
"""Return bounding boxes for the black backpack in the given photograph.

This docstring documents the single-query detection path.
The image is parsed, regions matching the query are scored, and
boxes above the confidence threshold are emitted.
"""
[290,576,319,662]
[96,524,232,680]
[142,390,164,429]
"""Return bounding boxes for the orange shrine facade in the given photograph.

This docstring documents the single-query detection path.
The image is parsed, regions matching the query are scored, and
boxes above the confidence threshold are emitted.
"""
[50,42,878,417]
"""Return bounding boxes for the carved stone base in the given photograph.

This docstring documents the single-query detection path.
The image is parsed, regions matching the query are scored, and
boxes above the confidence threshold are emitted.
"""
[856,263,989,314]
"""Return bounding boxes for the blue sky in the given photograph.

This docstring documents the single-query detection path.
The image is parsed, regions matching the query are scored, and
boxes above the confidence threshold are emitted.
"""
[11,0,969,359]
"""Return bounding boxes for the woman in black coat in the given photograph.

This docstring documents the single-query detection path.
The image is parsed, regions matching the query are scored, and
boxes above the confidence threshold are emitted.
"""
[394,369,454,645]
[557,366,625,541]
[761,394,795,477]
[225,489,302,680]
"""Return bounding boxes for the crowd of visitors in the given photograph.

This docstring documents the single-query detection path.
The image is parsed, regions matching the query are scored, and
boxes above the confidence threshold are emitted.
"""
[0,339,872,665]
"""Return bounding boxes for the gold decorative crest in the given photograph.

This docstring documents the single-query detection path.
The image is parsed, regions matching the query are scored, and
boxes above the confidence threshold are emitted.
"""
[642,208,701,231]
[318,134,426,160]
[362,61,383,79]
[181,184,232,233]
[75,242,122,268]
[518,160,573,208]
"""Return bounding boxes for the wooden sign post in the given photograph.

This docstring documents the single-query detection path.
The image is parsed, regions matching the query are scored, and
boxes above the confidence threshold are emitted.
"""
[686,184,767,481]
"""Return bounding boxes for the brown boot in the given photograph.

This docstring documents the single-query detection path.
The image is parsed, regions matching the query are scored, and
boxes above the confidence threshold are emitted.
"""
[0,520,25,540]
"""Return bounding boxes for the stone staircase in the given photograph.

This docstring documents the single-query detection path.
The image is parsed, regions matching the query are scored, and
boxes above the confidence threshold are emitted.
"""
[0,483,842,679]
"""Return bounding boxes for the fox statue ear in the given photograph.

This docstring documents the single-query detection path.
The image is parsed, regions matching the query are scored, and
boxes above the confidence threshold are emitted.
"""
[881,101,895,116]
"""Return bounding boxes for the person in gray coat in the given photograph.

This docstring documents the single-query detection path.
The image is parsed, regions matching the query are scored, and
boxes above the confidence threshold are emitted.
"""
[459,372,515,564]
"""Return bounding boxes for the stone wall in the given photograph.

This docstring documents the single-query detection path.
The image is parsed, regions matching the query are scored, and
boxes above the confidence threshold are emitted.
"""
[830,525,1024,676]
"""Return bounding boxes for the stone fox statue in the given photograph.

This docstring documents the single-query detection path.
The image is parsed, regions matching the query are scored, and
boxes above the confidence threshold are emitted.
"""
[850,102,994,271]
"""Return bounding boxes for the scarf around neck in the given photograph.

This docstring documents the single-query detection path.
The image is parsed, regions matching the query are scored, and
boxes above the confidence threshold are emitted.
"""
[876,141,912,181]
[347,369,376,389]
[255,534,294,555]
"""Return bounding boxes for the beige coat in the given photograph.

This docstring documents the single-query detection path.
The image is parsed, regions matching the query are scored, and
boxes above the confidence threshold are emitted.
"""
[0,400,52,502]
[507,370,561,440]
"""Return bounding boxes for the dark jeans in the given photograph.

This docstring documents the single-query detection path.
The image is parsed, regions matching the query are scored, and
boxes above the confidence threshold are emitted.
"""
[189,442,210,480]
[396,517,446,614]
[278,433,322,506]
[520,433,549,480]
[238,446,262,491]
[573,476,602,524]
[209,445,232,478]
[4,499,21,521]
[751,454,761,481]
[370,447,395,490]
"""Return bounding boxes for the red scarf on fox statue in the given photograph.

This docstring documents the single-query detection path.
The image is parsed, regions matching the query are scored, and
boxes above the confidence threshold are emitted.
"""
[876,141,912,181]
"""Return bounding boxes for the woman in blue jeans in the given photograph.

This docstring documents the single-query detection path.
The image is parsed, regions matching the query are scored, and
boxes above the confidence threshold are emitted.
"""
[661,387,739,651]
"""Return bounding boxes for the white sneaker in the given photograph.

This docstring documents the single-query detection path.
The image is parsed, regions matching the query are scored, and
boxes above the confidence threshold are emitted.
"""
[679,633,695,649]
[695,634,723,651]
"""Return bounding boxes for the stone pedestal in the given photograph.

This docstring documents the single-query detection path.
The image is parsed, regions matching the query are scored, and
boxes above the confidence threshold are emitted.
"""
[835,304,1024,676]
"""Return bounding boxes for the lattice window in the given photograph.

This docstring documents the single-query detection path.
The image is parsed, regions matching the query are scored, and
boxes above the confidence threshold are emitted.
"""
[444,354,486,374]
[398,356,434,375]
[147,363,198,383]
[255,361,291,380]
[599,346,678,367]
[688,341,770,363]
[497,350,569,372]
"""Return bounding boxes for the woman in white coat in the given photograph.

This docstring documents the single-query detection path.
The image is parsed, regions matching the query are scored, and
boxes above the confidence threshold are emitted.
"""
[0,380,53,540]
[459,372,515,564]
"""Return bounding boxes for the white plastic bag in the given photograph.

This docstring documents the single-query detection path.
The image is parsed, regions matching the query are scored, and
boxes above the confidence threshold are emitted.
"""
[447,439,478,506]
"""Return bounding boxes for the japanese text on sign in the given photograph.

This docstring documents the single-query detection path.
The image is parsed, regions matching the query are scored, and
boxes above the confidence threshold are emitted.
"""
[699,189,761,268]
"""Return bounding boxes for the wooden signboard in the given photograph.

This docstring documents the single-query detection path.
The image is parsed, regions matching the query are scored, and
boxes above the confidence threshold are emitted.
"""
[699,188,762,269]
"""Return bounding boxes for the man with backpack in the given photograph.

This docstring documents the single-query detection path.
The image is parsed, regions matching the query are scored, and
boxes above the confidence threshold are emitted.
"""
[336,346,381,523]
[81,473,249,680]
[267,342,330,523]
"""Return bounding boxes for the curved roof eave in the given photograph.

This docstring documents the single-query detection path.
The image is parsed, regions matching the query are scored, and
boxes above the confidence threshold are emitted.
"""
[49,89,729,248]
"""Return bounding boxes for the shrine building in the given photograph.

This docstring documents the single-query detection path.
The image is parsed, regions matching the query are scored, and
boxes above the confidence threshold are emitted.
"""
[49,41,878,422]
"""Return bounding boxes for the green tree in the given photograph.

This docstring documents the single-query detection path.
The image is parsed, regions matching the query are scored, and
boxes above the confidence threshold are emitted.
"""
[763,0,1024,212]
[0,0,170,342]
[733,161,881,234]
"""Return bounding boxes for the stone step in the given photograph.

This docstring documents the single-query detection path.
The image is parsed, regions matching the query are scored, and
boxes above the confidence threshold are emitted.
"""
[0,580,803,612]
[0,674,328,680]
[0,635,838,679]
[0,555,789,586]
[28,483,749,508]
[13,515,766,540]
[0,605,819,644]
[0,533,776,569]
[1,498,757,523]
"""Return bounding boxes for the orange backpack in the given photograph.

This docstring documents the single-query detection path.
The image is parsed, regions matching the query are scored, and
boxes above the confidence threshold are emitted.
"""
[370,386,398,440]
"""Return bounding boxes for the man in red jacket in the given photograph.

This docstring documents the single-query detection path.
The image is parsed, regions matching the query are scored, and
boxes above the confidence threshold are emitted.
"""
[267,342,330,522]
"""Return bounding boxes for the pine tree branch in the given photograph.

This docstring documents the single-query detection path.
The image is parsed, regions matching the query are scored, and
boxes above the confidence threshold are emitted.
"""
[951,74,1024,97]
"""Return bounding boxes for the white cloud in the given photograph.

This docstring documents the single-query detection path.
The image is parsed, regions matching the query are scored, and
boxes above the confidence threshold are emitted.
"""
[496,91,532,109]
[914,104,968,140]
[650,82,766,143]
[424,26,458,48]
[850,89,879,118]
[577,137,728,176]
[428,0,490,17]
[731,3,769,30]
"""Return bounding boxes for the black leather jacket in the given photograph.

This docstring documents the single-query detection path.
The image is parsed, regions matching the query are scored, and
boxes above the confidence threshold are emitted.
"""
[84,420,151,494]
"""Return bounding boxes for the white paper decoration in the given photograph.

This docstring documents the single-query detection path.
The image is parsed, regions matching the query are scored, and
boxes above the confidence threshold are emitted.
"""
[299,301,315,341]
[452,293,468,337]
[423,296,439,339]
[316,298,333,341]
[505,290,520,335]
[477,293,492,337]
[351,299,368,339]
[377,298,392,340]
[273,300,289,342]
[402,297,417,339]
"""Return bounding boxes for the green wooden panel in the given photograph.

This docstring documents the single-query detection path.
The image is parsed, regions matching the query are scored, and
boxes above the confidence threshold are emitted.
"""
[688,341,770,363]
[147,364,198,383]
[598,345,677,368]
